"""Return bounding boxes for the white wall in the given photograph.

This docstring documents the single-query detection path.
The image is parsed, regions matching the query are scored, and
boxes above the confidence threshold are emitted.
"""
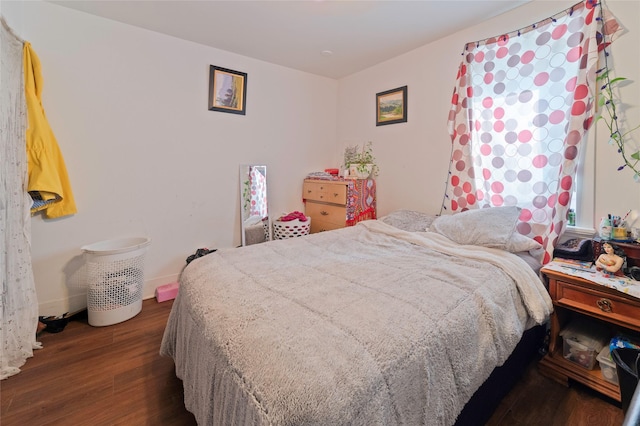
[591,1,640,229]
[2,0,338,315]
[3,0,639,316]
[336,0,640,226]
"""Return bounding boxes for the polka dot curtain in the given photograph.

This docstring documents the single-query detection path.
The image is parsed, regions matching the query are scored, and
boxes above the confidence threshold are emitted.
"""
[444,0,619,264]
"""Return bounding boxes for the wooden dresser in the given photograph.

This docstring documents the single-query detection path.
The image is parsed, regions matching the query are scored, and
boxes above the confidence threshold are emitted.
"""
[302,178,376,234]
[538,267,640,401]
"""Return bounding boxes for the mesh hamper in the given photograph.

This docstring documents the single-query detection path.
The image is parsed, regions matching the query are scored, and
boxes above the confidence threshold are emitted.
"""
[82,237,151,326]
[273,218,311,239]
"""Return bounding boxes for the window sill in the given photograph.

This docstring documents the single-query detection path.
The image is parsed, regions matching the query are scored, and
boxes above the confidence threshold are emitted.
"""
[564,226,596,240]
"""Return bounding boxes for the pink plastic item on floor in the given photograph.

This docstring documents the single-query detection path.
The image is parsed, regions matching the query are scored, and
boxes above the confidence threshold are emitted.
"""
[155,282,179,303]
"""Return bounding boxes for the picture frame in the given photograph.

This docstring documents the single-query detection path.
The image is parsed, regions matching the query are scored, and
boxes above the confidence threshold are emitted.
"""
[376,85,407,126]
[208,65,247,115]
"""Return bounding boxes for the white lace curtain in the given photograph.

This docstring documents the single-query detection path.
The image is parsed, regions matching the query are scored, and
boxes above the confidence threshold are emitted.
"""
[444,0,619,263]
[1,16,42,380]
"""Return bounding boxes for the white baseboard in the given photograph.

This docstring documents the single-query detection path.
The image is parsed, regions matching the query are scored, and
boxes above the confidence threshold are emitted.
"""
[143,273,181,300]
[38,292,87,317]
[38,273,181,316]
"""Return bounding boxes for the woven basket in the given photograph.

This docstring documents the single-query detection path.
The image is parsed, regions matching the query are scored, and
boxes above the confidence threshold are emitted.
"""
[273,218,311,239]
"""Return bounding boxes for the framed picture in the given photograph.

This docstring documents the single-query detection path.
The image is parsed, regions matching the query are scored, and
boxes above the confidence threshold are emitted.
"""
[376,85,407,126]
[208,65,247,115]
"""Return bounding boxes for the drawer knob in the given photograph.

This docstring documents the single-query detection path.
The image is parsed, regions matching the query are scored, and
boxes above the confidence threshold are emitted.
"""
[320,211,328,216]
[596,298,613,313]
[333,193,339,197]
[307,190,312,193]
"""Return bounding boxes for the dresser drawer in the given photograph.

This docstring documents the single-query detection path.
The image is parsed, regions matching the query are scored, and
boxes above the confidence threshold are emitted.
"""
[303,181,347,205]
[310,218,344,234]
[305,202,346,226]
[555,280,640,329]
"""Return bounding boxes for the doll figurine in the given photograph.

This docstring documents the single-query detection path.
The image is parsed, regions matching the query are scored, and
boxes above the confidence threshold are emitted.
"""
[595,242,625,276]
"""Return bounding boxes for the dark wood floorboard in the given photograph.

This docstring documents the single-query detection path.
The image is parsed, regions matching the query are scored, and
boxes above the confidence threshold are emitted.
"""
[1,299,197,426]
[0,299,625,425]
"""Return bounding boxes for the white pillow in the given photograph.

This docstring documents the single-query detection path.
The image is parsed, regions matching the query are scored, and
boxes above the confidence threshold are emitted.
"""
[508,233,544,253]
[429,206,541,253]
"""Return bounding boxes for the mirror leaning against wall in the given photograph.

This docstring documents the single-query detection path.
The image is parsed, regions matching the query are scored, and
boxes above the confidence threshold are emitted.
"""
[240,165,271,246]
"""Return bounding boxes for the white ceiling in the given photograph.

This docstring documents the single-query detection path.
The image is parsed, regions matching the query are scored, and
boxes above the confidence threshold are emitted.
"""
[49,0,531,79]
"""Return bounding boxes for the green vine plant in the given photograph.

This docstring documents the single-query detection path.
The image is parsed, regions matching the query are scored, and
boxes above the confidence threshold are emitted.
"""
[594,16,640,182]
[596,71,640,181]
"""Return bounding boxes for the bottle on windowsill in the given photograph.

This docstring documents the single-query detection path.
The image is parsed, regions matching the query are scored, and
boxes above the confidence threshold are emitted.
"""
[568,208,576,227]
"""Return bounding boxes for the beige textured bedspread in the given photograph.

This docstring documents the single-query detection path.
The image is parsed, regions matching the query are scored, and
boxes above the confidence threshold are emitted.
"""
[160,220,552,425]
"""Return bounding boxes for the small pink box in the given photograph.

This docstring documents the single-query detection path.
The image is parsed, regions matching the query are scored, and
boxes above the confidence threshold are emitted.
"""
[155,282,179,303]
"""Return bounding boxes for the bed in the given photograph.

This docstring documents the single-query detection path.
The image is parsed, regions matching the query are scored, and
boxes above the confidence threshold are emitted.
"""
[160,207,553,425]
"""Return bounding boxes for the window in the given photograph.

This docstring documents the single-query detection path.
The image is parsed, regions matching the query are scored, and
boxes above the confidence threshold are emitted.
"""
[444,0,616,262]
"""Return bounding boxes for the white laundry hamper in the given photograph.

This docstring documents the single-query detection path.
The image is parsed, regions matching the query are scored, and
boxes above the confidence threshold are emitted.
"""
[272,218,311,239]
[82,237,151,326]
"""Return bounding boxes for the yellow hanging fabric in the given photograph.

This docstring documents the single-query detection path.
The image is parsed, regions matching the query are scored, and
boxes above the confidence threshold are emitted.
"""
[23,42,77,218]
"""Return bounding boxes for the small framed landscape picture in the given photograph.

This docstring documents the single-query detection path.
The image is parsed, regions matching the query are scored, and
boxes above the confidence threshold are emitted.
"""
[208,65,247,115]
[376,85,407,126]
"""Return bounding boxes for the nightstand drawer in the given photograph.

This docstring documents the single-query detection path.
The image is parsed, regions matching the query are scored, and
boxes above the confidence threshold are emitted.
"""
[556,280,640,329]
[303,181,347,205]
[304,202,346,226]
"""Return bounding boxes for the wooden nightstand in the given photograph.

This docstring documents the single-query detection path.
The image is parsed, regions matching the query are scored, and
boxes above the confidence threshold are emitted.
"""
[302,178,376,233]
[538,267,640,401]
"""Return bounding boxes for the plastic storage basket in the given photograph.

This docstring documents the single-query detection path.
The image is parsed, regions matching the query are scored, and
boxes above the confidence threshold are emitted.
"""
[82,237,151,326]
[273,218,311,239]
[597,345,619,385]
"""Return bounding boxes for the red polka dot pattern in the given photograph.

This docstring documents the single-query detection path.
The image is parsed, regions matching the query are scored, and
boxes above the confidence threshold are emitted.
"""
[445,0,619,264]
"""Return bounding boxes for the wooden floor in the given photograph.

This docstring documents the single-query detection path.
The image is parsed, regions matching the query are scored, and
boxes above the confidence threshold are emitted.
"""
[1,299,625,426]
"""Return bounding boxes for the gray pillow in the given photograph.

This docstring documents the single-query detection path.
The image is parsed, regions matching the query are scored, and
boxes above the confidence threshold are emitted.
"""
[379,210,436,232]
[429,206,541,253]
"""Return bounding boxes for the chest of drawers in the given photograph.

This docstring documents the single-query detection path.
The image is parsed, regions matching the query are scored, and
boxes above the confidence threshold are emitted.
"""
[302,178,376,234]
